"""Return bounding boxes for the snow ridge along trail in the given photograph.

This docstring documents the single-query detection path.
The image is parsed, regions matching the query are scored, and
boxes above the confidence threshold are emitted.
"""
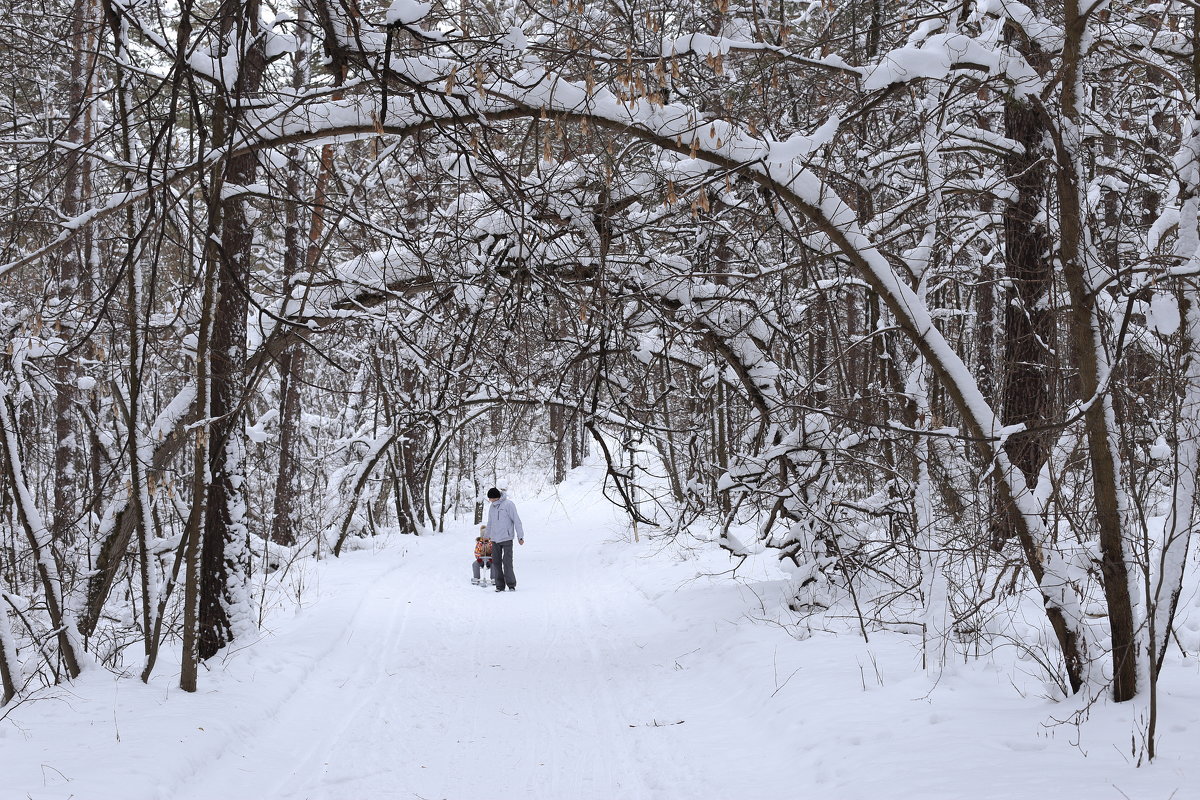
[168,490,796,800]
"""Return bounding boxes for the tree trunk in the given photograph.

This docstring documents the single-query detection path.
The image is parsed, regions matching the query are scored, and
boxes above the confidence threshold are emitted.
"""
[199,0,266,661]
[0,596,17,705]
[181,98,224,692]
[0,386,83,679]
[994,15,1056,552]
[1000,97,1054,486]
[52,0,100,548]
[272,16,330,547]
[549,402,567,484]
[1154,5,1200,679]
[1055,0,1137,701]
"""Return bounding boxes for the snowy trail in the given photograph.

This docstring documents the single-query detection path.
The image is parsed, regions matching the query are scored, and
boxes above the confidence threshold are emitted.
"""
[169,506,792,800]
[6,475,1196,800]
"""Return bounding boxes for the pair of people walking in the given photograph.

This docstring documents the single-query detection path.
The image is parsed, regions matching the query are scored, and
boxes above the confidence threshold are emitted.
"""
[471,487,524,592]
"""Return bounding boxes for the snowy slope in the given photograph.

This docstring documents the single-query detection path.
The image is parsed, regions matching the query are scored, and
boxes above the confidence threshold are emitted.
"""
[1,466,1196,799]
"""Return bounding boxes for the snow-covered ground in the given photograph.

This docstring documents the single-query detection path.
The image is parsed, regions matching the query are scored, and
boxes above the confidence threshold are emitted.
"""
[2,466,1197,799]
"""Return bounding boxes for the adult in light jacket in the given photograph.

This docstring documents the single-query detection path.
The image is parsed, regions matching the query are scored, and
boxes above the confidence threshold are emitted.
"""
[486,487,524,592]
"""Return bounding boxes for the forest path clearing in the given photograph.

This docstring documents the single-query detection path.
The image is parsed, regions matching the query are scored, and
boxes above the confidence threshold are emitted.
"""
[166,493,794,800]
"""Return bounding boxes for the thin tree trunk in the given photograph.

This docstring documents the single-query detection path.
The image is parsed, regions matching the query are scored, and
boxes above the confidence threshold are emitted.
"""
[1154,6,1200,679]
[0,385,84,679]
[272,15,329,547]
[180,144,223,693]
[0,594,17,705]
[52,0,99,548]
[549,402,567,484]
[1055,0,1138,702]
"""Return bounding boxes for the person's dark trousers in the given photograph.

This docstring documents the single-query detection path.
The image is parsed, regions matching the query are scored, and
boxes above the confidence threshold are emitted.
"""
[491,539,516,590]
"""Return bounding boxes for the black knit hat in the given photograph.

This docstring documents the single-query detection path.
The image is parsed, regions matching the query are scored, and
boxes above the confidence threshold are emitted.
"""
[487,487,501,499]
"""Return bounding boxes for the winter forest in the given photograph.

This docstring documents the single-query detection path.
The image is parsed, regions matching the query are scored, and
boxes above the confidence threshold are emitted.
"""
[2,0,1200,796]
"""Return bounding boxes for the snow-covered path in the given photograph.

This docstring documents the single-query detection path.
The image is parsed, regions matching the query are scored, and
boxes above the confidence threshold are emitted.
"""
[164,503,793,800]
[4,474,1198,800]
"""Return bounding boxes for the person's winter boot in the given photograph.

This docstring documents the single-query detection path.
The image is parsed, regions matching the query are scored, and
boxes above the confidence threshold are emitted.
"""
[471,578,480,585]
